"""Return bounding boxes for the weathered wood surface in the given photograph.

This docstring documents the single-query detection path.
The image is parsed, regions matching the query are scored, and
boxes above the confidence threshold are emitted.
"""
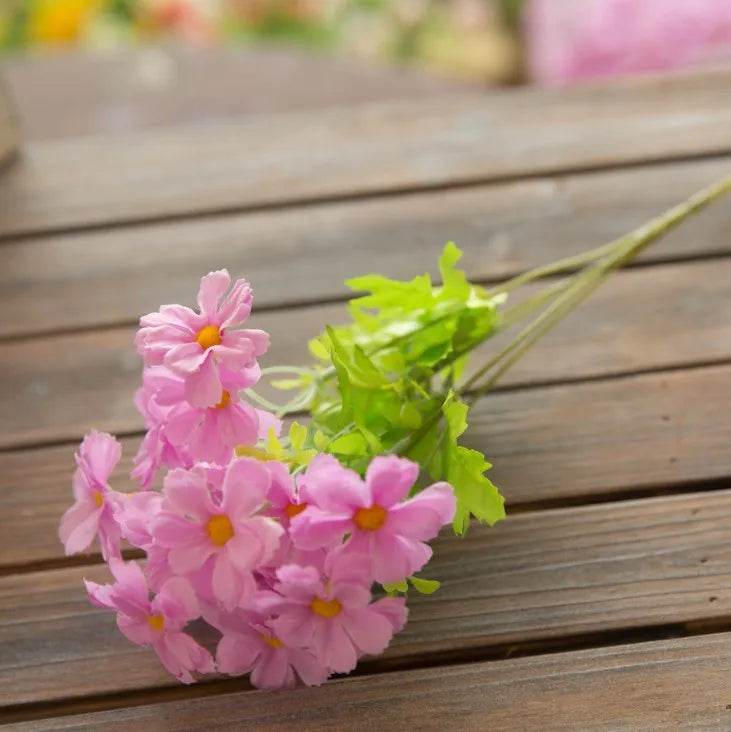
[3,364,731,570]
[2,71,731,238]
[2,258,731,450]
[8,633,730,731]
[2,67,731,728]
[2,490,730,709]
[2,155,730,340]
[1,46,468,142]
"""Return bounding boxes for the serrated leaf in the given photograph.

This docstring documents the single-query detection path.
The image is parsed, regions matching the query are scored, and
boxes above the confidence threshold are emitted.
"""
[438,242,471,301]
[409,576,441,594]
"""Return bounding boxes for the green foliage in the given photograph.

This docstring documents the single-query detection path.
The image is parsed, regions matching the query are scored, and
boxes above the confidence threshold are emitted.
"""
[265,242,506,535]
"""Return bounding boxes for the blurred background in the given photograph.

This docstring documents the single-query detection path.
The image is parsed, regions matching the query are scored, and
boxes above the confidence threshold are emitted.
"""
[1,0,731,147]
[2,0,731,85]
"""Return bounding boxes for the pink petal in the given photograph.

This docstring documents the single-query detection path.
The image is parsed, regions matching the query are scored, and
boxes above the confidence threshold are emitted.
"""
[212,551,242,610]
[217,279,253,326]
[369,532,432,585]
[371,596,408,634]
[117,613,156,646]
[289,509,351,551]
[365,455,419,508]
[250,649,294,690]
[197,269,231,319]
[168,540,212,574]
[164,405,204,446]
[386,483,456,540]
[153,577,200,629]
[272,609,318,648]
[184,353,222,408]
[312,620,358,674]
[341,607,394,656]
[256,409,282,440]
[300,455,369,513]
[165,341,207,375]
[288,647,330,687]
[334,583,371,610]
[217,404,259,447]
[222,458,271,518]
[152,513,206,548]
[162,467,213,520]
[59,501,100,555]
[79,430,122,484]
[217,632,261,675]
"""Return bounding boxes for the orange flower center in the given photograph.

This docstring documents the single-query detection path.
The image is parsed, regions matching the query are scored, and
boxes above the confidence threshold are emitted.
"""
[353,504,387,531]
[310,596,342,618]
[260,633,283,649]
[207,514,234,546]
[215,390,231,409]
[284,502,307,519]
[147,614,165,632]
[93,491,104,508]
[196,324,221,350]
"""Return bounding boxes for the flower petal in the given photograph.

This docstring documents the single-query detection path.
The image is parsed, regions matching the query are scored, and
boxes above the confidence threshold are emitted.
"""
[59,501,100,555]
[197,269,231,318]
[365,455,419,508]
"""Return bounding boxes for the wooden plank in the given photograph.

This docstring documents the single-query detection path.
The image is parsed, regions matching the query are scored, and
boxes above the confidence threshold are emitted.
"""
[2,46,467,143]
[7,633,731,731]
[2,258,730,450]
[1,490,731,708]
[3,362,731,570]
[2,155,730,339]
[2,71,731,238]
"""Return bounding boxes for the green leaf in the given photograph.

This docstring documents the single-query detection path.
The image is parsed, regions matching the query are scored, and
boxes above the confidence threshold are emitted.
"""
[438,242,471,301]
[330,432,368,455]
[289,422,308,450]
[313,429,329,451]
[409,576,441,594]
[382,579,408,594]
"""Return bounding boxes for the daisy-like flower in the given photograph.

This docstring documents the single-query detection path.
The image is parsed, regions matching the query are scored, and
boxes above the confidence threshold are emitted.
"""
[85,559,214,683]
[268,552,407,674]
[290,455,456,584]
[59,430,124,561]
[209,604,329,690]
[134,269,269,407]
[151,459,284,610]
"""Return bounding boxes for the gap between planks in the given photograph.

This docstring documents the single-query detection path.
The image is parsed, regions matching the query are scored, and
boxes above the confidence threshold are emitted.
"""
[5,631,731,730]
[3,256,731,451]
[1,489,731,717]
[2,154,730,341]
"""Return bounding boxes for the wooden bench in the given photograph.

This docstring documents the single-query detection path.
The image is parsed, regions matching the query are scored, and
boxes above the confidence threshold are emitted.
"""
[1,61,731,729]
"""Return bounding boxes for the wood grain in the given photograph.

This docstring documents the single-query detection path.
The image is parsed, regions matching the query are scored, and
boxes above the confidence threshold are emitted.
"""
[1,490,730,708]
[2,46,467,142]
[3,362,731,570]
[2,155,730,339]
[8,633,731,731]
[2,71,731,237]
[2,257,730,449]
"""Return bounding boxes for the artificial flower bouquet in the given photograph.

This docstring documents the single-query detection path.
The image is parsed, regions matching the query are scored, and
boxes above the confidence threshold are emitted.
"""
[59,178,729,690]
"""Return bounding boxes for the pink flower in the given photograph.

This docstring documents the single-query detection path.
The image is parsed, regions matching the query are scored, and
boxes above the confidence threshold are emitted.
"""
[85,559,214,683]
[151,459,284,610]
[269,552,407,674]
[290,455,456,584]
[209,604,329,689]
[118,491,163,550]
[525,0,731,85]
[59,431,124,560]
[135,269,269,407]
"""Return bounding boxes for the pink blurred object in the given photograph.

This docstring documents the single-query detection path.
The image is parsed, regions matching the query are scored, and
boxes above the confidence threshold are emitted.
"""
[526,0,731,84]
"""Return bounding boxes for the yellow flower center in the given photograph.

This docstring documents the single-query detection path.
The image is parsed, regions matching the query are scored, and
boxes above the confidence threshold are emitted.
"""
[207,514,234,546]
[215,391,231,409]
[93,491,103,508]
[284,502,307,519]
[310,596,342,618]
[147,614,165,632]
[353,504,387,531]
[260,633,283,649]
[196,324,221,350]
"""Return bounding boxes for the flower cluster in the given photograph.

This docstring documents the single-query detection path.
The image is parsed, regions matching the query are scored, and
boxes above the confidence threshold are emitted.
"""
[59,270,456,689]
